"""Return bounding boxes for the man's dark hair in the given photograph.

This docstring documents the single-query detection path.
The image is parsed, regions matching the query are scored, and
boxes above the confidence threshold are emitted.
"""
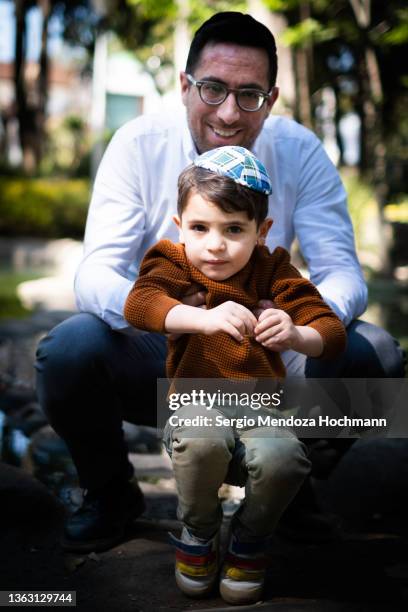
[186,12,278,89]
[178,165,269,228]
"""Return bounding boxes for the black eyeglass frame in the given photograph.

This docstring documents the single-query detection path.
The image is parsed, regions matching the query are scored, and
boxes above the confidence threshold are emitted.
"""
[185,73,272,112]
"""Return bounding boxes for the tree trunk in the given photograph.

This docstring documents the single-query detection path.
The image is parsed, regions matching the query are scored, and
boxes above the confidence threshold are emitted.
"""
[295,48,313,129]
[14,0,31,171]
[349,0,390,273]
[295,1,313,129]
[36,0,52,166]
[332,83,344,166]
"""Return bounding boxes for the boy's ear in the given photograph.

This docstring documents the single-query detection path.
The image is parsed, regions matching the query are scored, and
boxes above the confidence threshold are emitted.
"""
[257,218,273,246]
[172,215,185,243]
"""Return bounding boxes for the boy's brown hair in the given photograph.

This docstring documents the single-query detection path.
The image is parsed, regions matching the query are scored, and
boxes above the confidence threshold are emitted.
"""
[177,165,269,227]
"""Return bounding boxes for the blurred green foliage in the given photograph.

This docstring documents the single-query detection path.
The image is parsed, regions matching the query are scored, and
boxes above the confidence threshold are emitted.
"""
[341,170,378,249]
[0,178,90,239]
[384,201,408,223]
[0,271,40,319]
[39,115,91,178]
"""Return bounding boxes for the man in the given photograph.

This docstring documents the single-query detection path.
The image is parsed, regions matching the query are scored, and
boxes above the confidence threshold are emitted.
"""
[35,12,404,554]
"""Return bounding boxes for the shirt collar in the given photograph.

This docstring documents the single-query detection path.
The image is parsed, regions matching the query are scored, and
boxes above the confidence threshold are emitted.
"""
[181,110,198,162]
[251,129,263,159]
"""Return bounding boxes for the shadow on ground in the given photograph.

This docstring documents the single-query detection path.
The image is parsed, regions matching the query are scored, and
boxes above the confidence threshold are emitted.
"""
[1,459,408,612]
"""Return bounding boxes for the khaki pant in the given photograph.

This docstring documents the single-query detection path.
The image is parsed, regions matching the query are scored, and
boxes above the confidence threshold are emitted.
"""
[163,403,311,541]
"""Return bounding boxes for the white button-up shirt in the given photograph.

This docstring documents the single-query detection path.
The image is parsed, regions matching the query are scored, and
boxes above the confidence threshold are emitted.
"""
[75,109,367,330]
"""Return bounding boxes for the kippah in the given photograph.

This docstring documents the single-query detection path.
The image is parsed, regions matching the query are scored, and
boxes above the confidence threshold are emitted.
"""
[194,146,272,195]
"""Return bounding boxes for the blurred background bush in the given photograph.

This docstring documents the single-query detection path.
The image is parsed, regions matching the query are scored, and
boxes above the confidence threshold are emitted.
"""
[0,177,89,238]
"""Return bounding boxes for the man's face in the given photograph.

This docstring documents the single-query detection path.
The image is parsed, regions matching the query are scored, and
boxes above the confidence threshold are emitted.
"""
[180,42,279,153]
[174,191,272,281]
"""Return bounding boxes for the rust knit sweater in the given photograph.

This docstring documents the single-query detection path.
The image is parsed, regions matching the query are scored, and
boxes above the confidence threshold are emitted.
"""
[124,239,346,379]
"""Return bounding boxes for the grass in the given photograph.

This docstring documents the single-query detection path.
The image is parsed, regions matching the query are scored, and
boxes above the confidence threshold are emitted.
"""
[367,277,408,356]
[0,270,41,319]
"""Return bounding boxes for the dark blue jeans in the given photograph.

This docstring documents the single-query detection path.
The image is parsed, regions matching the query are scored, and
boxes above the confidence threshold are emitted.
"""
[35,313,405,490]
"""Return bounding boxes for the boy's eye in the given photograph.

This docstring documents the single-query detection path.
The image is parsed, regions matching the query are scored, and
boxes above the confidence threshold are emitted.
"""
[191,224,207,232]
[227,226,243,234]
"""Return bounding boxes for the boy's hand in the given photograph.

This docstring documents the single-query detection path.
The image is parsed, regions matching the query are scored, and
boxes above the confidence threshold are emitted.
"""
[254,308,301,351]
[202,301,257,342]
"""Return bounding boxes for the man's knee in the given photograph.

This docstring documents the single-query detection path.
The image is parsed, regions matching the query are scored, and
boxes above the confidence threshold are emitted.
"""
[244,435,311,484]
[35,313,112,379]
[347,320,405,377]
[35,314,116,418]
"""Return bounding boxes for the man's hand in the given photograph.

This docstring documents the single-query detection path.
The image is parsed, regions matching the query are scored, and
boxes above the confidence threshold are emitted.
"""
[252,298,275,319]
[254,307,301,351]
[167,284,207,340]
[202,301,257,342]
[180,283,207,308]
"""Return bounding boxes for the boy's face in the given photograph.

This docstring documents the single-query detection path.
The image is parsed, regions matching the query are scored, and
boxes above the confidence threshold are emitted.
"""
[174,191,272,281]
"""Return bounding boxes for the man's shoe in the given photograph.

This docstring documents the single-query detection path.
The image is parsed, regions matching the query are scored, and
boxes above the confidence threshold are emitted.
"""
[169,527,219,598]
[61,479,146,553]
[220,533,268,605]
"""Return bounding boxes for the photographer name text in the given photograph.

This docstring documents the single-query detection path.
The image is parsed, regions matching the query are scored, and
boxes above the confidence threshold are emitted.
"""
[167,414,387,429]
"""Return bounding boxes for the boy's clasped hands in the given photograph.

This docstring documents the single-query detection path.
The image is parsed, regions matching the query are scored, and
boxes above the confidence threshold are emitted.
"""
[197,299,301,351]
[175,289,323,357]
[179,287,302,351]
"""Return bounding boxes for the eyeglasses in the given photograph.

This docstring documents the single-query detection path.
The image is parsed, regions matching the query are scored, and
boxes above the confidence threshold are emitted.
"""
[186,74,271,112]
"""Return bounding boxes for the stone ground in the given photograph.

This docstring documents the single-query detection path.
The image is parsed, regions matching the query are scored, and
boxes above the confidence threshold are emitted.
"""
[1,445,408,612]
[1,311,408,611]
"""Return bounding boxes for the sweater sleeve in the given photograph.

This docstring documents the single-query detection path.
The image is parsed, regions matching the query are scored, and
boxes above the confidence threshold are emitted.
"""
[124,240,192,333]
[268,248,347,359]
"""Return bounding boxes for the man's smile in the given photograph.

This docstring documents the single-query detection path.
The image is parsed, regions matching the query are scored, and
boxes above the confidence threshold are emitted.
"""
[210,125,241,138]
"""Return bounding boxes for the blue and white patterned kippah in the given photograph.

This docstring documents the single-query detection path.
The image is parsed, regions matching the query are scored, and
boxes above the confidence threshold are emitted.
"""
[194,146,272,195]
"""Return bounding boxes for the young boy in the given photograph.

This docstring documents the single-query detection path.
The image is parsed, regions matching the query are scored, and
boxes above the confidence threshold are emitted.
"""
[124,146,346,605]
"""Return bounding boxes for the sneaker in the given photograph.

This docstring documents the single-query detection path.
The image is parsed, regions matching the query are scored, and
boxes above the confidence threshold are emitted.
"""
[169,527,219,598]
[220,532,268,605]
[61,479,146,553]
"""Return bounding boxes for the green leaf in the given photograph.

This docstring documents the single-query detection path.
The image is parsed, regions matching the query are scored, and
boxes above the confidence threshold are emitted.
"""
[281,18,336,47]
[262,0,299,11]
[381,24,408,46]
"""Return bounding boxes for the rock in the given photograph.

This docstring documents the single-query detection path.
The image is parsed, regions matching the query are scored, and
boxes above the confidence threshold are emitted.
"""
[0,310,73,390]
[2,401,47,436]
[129,448,173,480]
[123,422,162,454]
[28,425,77,487]
[0,462,64,529]
[17,277,77,311]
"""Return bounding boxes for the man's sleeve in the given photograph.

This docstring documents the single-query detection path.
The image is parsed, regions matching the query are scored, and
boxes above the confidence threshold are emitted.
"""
[294,132,367,326]
[74,125,146,330]
[269,248,347,359]
[124,242,191,333]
